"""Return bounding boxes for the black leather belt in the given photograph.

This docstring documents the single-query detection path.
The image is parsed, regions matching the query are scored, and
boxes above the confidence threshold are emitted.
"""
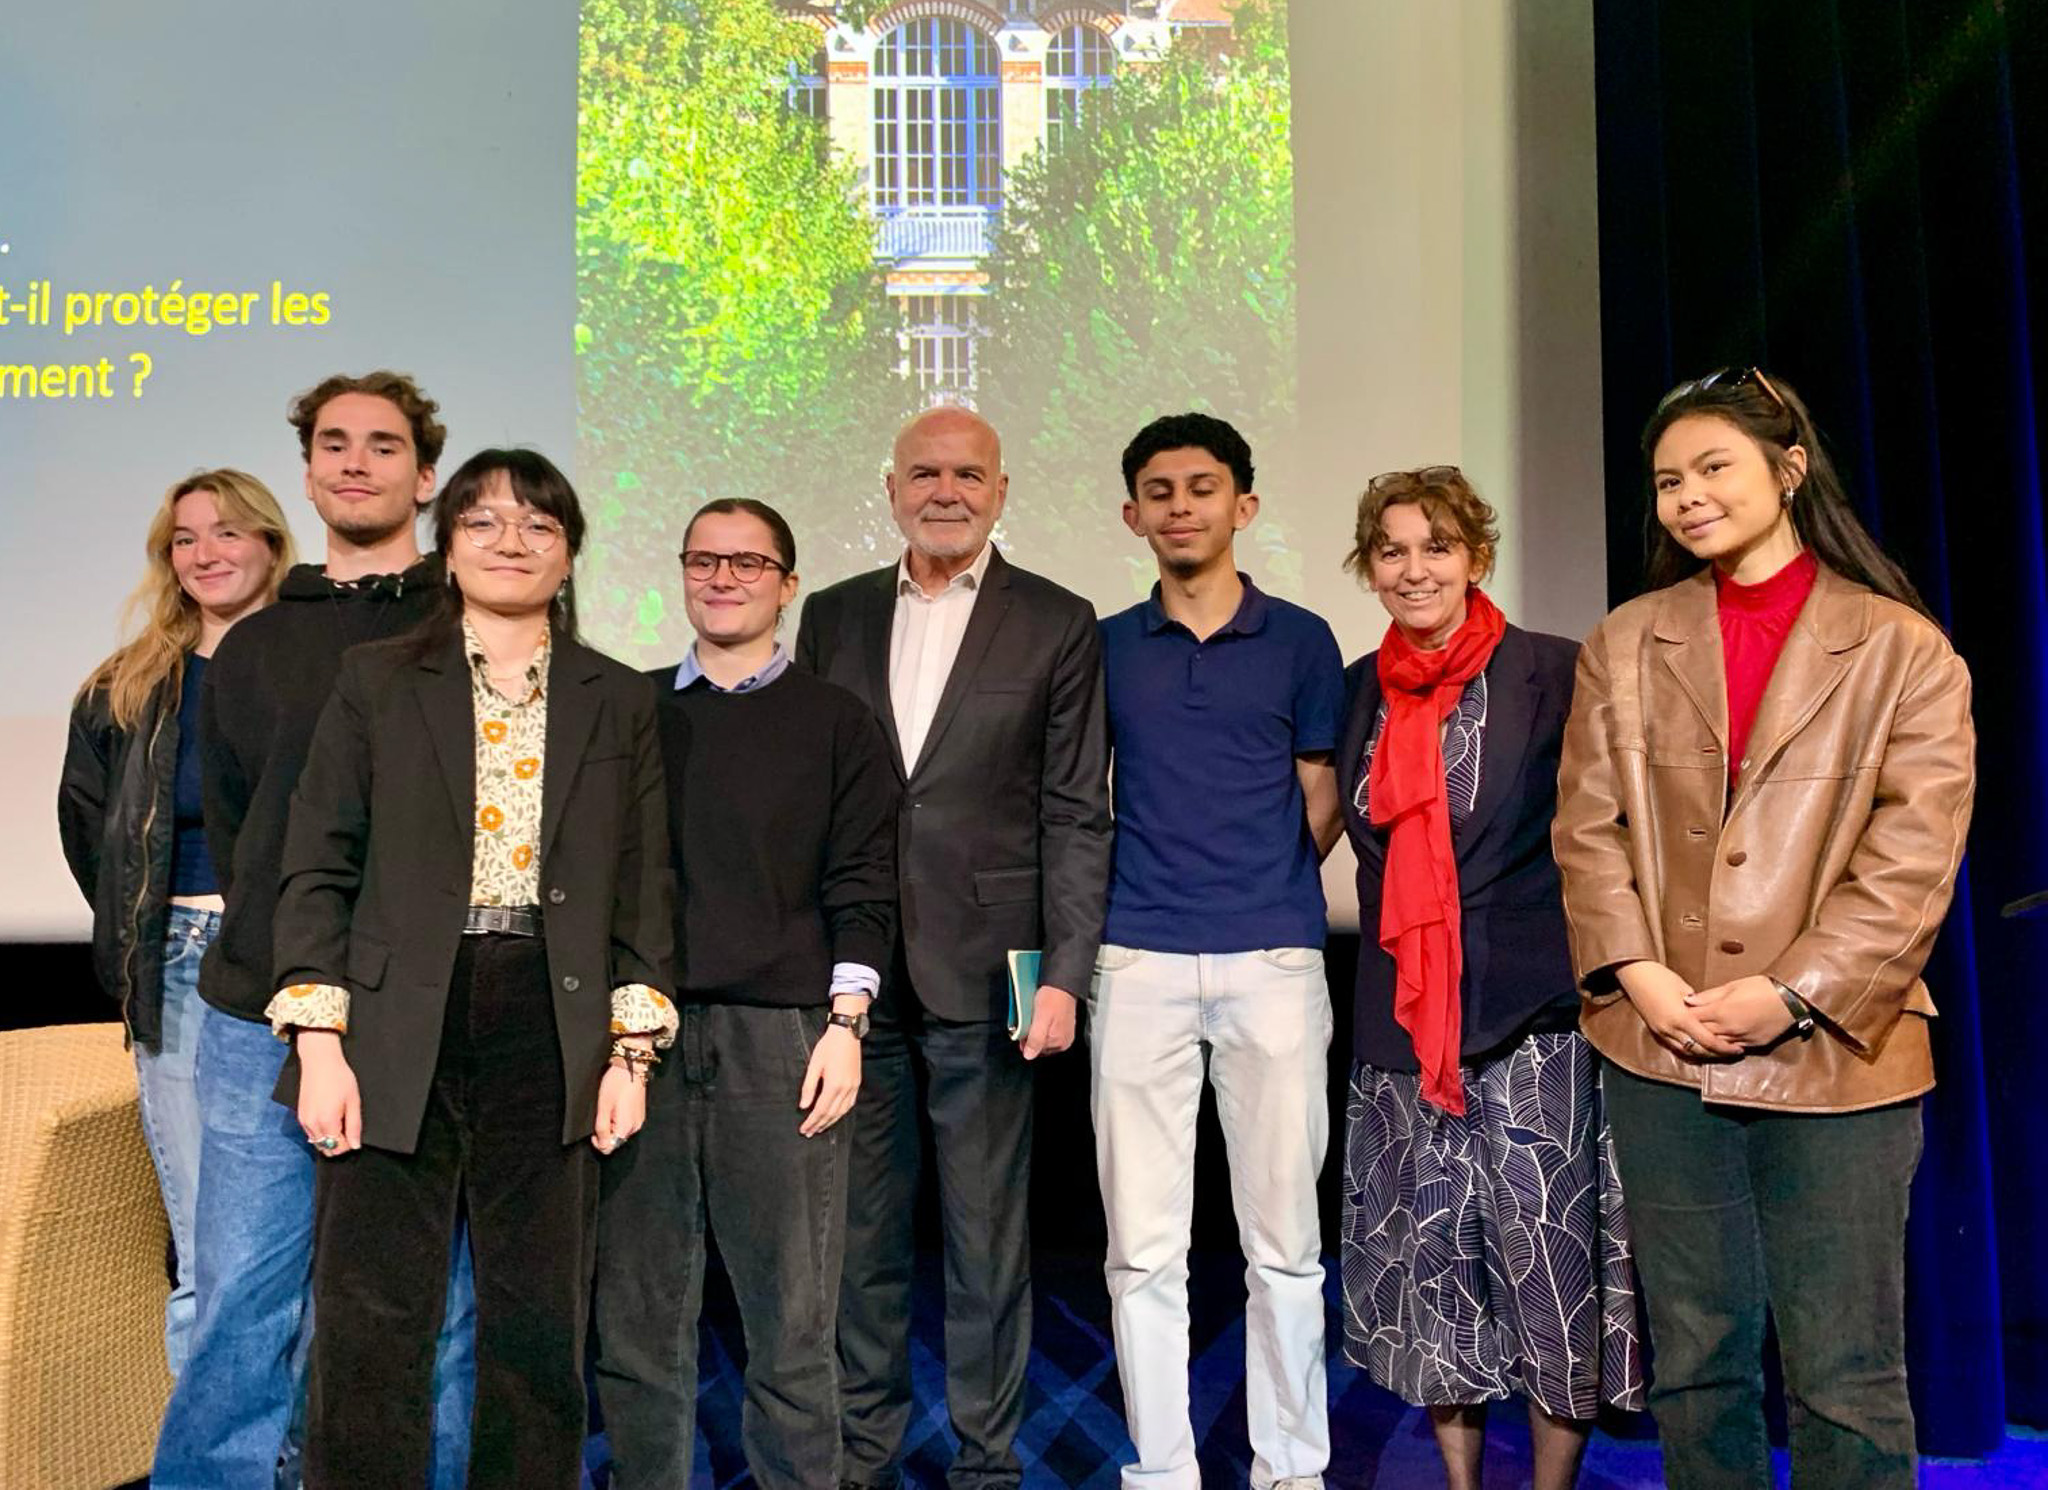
[463,904,543,937]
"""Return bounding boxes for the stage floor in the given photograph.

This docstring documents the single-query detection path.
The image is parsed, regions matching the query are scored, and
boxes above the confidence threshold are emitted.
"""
[602,1248,2048,1489]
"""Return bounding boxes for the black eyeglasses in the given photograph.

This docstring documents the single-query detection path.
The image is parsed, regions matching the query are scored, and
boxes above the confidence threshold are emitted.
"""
[1657,365,1790,416]
[679,549,788,583]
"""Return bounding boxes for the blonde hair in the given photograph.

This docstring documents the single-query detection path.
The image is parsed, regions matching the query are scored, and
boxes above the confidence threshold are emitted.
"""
[79,469,298,728]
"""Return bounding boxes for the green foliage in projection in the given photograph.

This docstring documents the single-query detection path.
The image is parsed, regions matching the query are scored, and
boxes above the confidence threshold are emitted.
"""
[577,0,909,661]
[976,2,1300,601]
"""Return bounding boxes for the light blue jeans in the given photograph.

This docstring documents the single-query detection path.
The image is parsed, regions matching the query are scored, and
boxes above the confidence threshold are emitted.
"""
[152,1001,477,1490]
[135,905,213,1376]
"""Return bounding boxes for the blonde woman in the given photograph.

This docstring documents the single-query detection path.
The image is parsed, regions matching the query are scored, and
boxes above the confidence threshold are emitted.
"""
[58,468,296,1375]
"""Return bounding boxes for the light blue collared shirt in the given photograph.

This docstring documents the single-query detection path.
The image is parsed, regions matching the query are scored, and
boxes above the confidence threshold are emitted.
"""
[668,640,878,1003]
[672,642,794,694]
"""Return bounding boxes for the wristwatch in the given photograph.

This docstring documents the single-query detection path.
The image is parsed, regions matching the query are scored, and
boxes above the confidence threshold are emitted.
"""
[827,1009,870,1041]
[1770,978,1818,1039]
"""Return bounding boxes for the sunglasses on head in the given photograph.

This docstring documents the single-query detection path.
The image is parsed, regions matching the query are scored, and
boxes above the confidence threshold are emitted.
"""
[1366,464,1465,495]
[1657,365,1790,416]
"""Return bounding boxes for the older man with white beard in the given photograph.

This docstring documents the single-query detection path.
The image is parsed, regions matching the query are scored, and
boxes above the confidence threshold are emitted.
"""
[796,407,1112,1490]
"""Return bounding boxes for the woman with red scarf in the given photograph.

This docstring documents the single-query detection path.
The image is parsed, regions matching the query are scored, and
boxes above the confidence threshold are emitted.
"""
[1337,467,1644,1490]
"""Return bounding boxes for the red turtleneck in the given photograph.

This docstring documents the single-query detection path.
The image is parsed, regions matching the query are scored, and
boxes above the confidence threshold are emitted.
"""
[1716,549,1818,784]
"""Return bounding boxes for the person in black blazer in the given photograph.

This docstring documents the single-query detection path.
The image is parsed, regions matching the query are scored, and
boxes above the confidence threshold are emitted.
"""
[268,448,674,1490]
[794,406,1112,1490]
[1335,467,1641,1490]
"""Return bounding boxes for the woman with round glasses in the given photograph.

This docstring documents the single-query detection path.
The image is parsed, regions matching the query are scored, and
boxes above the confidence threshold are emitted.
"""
[595,497,897,1489]
[1337,466,1642,1490]
[266,448,675,1488]
[1554,368,1976,1489]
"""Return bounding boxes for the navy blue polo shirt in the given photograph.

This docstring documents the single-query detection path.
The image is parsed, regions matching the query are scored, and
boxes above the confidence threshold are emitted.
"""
[1101,576,1345,953]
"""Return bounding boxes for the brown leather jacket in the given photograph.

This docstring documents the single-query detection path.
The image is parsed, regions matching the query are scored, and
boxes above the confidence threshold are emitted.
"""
[1553,564,1975,1112]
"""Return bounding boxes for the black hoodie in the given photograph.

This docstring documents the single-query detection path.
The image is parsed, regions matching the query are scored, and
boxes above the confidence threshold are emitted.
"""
[199,556,445,1021]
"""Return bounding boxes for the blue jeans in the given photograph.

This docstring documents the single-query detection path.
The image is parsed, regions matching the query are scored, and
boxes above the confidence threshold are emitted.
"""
[153,1002,478,1490]
[136,905,214,1376]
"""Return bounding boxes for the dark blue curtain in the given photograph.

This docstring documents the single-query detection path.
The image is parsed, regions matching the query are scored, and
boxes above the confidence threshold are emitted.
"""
[1592,0,2048,1457]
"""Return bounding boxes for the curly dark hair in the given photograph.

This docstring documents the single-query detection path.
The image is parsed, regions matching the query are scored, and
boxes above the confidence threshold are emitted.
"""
[287,369,447,469]
[1120,412,1255,497]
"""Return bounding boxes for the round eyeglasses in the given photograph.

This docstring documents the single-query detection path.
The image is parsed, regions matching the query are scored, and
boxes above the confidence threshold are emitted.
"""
[457,510,565,553]
[679,550,788,583]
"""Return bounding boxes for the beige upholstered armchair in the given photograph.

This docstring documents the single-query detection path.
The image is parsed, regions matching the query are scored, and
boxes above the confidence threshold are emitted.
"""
[0,1023,172,1489]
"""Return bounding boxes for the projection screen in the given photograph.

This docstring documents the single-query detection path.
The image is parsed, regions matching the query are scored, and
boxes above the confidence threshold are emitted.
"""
[0,0,1607,939]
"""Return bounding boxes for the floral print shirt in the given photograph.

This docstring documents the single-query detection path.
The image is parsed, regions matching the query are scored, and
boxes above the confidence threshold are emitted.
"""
[469,619,548,906]
[265,620,676,1048]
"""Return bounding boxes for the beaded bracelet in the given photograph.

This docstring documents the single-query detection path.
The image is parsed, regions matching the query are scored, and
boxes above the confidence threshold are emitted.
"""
[610,1041,661,1083]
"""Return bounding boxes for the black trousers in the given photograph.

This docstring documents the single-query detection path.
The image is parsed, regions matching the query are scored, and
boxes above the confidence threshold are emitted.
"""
[1602,1063,1923,1490]
[836,994,1035,1490]
[305,934,598,1490]
[594,1000,848,1490]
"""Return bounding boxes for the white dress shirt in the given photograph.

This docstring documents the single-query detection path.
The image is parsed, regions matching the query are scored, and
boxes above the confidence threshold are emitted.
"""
[889,541,994,772]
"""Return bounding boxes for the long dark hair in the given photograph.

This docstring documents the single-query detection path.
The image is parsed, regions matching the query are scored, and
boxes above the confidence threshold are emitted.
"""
[1640,369,1934,620]
[432,448,587,637]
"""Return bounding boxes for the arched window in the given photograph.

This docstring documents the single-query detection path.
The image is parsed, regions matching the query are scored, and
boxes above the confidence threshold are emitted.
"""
[872,18,1002,210]
[1045,23,1114,152]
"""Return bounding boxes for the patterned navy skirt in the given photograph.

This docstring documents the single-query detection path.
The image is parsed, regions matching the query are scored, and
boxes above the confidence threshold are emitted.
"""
[1340,1031,1646,1417]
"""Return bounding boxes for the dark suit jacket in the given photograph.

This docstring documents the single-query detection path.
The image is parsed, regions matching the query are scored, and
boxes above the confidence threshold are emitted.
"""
[794,547,1112,1021]
[272,623,672,1152]
[1341,622,1582,1069]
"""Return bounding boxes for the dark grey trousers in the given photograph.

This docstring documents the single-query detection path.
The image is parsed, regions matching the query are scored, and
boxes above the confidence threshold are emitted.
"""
[1602,1062,1923,1490]
[594,1001,847,1490]
[836,1001,1035,1490]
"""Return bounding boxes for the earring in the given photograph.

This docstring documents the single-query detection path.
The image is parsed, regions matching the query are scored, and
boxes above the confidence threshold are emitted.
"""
[1781,487,1796,508]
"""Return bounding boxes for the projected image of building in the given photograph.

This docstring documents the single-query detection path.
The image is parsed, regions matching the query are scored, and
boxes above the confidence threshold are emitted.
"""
[781,1,1239,395]
[576,0,1292,654]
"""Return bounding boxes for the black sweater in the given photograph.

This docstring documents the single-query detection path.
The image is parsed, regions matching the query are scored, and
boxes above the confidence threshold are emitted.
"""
[652,664,898,1006]
[199,557,444,1020]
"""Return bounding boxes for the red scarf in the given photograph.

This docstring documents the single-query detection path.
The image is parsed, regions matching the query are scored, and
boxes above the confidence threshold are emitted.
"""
[1368,587,1506,1115]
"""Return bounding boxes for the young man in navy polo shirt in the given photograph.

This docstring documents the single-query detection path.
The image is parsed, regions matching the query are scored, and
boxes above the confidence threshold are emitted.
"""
[1091,413,1345,1490]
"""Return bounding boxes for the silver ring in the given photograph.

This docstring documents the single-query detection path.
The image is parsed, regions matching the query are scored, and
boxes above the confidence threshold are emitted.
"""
[1682,1036,1700,1055]
[311,1135,340,1152]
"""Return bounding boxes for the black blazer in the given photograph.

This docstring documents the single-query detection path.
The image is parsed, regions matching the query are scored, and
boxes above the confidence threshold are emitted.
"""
[272,624,672,1152]
[794,547,1112,1021]
[1341,622,1582,1069]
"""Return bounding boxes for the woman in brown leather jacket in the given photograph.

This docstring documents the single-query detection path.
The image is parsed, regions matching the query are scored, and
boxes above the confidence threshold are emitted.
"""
[1553,368,1976,1490]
